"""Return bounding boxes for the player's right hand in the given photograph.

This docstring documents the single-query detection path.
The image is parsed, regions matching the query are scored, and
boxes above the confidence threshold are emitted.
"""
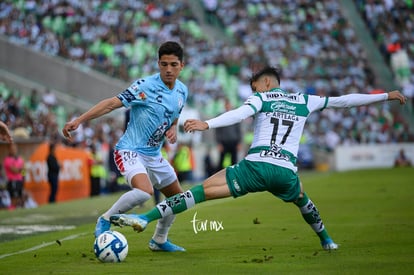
[62,120,79,140]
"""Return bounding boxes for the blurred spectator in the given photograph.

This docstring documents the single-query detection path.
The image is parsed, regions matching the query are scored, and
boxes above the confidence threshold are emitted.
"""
[42,89,57,108]
[172,142,195,184]
[0,187,11,209]
[203,145,216,178]
[202,0,218,24]
[394,148,412,167]
[89,144,107,197]
[214,99,241,170]
[0,165,12,209]
[3,143,25,208]
[29,89,40,112]
[46,142,60,203]
[402,81,414,112]
[390,42,411,86]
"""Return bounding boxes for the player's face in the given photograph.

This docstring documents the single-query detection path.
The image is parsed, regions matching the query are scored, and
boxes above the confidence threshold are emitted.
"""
[158,55,184,89]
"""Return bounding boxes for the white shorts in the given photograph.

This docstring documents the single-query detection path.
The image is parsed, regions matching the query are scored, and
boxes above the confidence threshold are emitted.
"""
[114,150,177,190]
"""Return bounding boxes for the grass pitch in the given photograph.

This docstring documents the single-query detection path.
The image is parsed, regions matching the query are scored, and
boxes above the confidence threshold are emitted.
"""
[0,168,413,274]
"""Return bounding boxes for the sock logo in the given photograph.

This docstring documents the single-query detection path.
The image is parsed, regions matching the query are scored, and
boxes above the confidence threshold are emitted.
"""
[157,191,194,217]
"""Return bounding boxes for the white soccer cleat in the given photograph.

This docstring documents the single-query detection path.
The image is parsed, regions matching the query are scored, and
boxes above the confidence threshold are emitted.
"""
[321,239,339,250]
[110,214,148,233]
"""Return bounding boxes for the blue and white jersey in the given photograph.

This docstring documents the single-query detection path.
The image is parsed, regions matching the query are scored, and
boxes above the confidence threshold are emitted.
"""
[116,73,188,156]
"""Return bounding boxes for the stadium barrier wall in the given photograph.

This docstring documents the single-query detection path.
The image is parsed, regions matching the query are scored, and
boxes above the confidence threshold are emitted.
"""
[334,143,414,171]
[24,142,92,205]
[0,36,126,105]
[1,141,91,205]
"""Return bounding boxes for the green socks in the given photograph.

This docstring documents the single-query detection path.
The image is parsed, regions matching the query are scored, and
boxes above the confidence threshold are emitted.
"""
[143,185,206,222]
[142,187,332,243]
[294,193,331,242]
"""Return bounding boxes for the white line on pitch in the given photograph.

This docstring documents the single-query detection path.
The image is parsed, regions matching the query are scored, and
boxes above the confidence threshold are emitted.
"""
[0,232,88,260]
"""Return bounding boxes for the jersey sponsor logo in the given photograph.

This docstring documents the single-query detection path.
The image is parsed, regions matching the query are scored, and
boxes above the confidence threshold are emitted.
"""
[271,101,297,114]
[259,145,290,162]
[266,92,298,101]
[119,90,135,103]
[147,122,168,147]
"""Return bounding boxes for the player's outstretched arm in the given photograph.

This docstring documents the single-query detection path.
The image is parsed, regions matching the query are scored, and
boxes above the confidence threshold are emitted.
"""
[387,90,406,105]
[62,96,122,141]
[184,119,209,132]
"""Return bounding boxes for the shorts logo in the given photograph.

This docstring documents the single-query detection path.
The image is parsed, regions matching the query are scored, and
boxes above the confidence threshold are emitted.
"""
[232,179,241,192]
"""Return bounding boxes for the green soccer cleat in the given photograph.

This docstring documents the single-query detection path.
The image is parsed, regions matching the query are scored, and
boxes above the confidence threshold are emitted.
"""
[110,214,148,233]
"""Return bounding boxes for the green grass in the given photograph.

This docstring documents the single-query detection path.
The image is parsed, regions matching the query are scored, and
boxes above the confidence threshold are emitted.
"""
[0,168,413,275]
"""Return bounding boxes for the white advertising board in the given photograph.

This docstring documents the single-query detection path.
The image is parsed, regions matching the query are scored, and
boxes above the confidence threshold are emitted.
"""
[334,143,414,171]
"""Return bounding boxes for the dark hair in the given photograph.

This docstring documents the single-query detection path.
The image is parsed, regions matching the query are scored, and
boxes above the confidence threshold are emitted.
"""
[158,41,184,62]
[249,66,281,87]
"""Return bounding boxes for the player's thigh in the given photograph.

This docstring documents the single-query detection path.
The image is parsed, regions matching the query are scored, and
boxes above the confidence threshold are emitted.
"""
[265,166,300,202]
[145,154,178,191]
[114,150,152,191]
[203,169,231,199]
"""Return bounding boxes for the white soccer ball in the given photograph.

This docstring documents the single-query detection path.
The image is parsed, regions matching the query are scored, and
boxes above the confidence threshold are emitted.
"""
[94,230,128,263]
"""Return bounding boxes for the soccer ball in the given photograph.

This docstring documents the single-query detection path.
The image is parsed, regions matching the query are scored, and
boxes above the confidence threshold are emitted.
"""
[94,230,128,263]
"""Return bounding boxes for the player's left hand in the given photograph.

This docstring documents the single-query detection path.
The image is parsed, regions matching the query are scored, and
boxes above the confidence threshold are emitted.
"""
[184,119,209,132]
[387,90,407,105]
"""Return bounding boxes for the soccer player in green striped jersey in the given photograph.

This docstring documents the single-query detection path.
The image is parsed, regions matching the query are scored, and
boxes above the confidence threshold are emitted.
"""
[111,66,406,251]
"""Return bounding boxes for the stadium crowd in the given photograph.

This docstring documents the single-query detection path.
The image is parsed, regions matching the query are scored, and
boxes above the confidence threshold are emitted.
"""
[0,0,413,151]
[354,0,414,109]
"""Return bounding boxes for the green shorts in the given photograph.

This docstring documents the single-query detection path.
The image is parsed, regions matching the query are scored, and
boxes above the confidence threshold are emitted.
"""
[225,159,300,202]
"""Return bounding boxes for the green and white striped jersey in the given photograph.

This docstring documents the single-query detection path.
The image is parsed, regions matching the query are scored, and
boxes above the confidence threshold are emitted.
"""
[206,88,388,172]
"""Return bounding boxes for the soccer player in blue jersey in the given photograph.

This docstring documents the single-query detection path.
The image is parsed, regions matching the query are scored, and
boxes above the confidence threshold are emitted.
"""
[110,66,407,251]
[62,41,188,252]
